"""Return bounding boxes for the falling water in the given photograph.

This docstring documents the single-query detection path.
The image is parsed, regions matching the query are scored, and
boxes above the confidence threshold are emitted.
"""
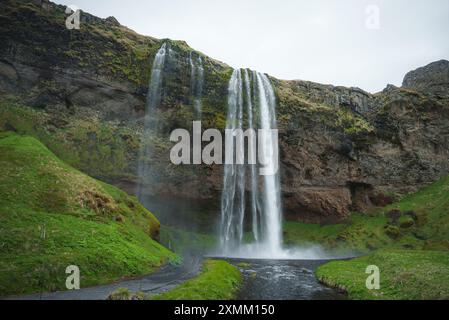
[255,71,282,255]
[220,69,245,251]
[219,69,283,258]
[136,43,167,204]
[244,70,260,242]
[189,52,204,119]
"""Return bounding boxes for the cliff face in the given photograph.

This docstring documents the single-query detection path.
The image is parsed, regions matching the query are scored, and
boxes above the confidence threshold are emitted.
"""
[1,0,449,223]
[277,80,449,221]
[403,59,449,97]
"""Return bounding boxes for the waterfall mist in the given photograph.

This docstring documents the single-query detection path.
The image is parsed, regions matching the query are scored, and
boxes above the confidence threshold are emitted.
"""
[137,43,167,207]
[137,47,333,259]
[218,69,334,260]
[219,69,284,258]
[136,44,215,256]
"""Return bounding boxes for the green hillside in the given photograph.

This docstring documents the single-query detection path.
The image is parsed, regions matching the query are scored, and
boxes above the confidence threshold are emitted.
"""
[0,132,176,296]
[316,249,449,300]
[314,175,449,299]
[284,174,449,253]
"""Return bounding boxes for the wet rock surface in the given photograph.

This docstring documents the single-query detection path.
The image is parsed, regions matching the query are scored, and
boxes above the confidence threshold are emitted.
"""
[1,0,449,223]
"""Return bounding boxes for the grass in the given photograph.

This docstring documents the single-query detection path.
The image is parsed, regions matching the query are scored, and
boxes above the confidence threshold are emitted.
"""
[284,175,449,253]
[311,176,449,300]
[284,213,392,254]
[160,226,217,255]
[384,175,449,246]
[152,260,242,300]
[0,132,176,296]
[0,100,141,181]
[316,249,449,300]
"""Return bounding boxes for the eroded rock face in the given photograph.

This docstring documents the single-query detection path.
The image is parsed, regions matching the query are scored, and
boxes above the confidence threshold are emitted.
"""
[1,0,449,223]
[403,60,449,97]
[284,187,352,223]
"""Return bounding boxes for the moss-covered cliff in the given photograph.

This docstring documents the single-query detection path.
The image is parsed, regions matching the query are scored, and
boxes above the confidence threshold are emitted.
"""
[1,0,449,223]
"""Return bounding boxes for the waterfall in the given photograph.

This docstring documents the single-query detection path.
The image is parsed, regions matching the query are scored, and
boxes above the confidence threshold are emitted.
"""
[219,69,283,258]
[136,43,167,205]
[255,71,282,255]
[189,52,204,119]
[244,70,261,242]
[220,69,245,252]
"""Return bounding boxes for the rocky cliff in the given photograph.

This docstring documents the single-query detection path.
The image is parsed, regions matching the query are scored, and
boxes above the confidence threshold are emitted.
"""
[1,0,449,224]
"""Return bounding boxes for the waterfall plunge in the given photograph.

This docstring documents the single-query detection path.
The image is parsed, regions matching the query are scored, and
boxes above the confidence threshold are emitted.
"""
[138,47,334,260]
[136,43,167,206]
[219,69,284,259]
[189,52,204,119]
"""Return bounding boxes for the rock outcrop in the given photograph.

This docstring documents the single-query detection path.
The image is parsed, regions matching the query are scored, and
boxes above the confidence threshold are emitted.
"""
[403,60,449,97]
[1,0,448,224]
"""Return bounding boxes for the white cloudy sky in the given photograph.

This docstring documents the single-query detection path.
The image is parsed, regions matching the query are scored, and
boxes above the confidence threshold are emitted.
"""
[55,0,449,93]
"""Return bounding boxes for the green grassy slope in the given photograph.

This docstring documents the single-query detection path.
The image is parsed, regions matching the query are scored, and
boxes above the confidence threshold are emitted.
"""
[284,175,449,253]
[312,175,449,299]
[385,175,449,245]
[316,249,449,300]
[160,226,217,255]
[0,132,176,296]
[284,214,394,254]
[152,260,242,300]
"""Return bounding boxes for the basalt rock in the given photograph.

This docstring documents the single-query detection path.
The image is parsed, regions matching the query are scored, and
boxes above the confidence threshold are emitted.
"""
[0,0,449,224]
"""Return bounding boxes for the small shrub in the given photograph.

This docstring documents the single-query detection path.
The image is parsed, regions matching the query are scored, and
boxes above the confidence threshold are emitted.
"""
[107,288,131,300]
[385,225,401,239]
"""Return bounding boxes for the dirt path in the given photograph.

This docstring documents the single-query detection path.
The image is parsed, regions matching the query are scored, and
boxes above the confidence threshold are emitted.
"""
[9,256,202,300]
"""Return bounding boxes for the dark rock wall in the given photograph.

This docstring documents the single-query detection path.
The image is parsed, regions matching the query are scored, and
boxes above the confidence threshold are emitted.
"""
[1,0,449,223]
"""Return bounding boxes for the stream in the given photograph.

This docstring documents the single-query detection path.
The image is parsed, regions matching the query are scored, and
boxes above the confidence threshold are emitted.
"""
[229,259,346,300]
[10,258,345,300]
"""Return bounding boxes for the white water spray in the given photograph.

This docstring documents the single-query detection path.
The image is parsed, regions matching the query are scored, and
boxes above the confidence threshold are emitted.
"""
[219,69,284,258]
[256,71,283,256]
[137,43,167,204]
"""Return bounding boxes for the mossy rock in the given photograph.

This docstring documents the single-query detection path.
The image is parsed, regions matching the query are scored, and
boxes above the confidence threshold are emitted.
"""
[404,210,418,221]
[399,216,415,229]
[237,262,251,268]
[385,225,401,239]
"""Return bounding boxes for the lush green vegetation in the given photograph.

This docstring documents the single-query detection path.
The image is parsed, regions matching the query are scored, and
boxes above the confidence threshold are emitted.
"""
[308,175,449,299]
[160,226,217,255]
[284,214,394,254]
[0,132,177,296]
[274,80,374,136]
[0,99,141,181]
[316,249,449,300]
[284,175,449,253]
[152,260,241,300]
[385,175,449,247]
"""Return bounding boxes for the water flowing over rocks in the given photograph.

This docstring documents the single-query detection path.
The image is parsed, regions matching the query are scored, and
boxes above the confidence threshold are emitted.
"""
[1,0,449,225]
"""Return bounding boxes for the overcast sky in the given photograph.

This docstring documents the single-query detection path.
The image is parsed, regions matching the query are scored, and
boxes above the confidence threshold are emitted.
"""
[55,0,449,93]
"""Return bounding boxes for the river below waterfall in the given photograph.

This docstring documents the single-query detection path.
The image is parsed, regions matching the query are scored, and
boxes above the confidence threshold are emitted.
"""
[228,259,346,300]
